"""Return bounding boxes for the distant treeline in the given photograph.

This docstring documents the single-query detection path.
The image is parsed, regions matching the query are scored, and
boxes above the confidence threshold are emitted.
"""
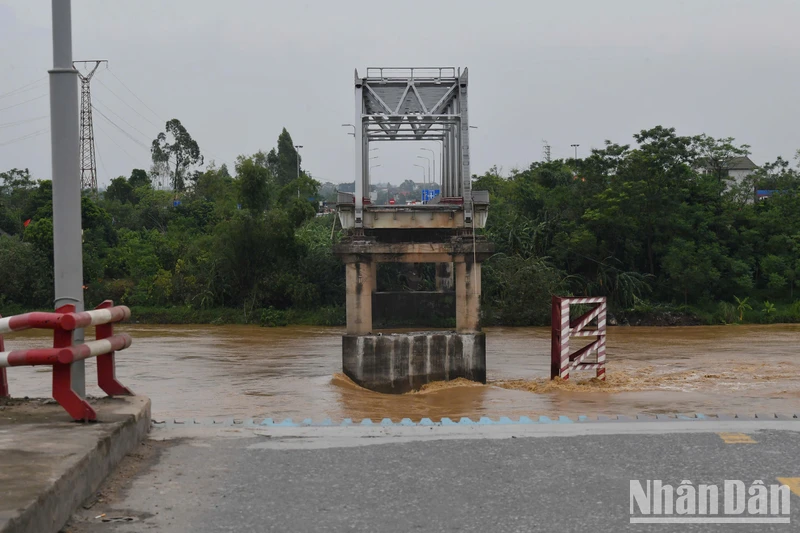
[2,125,800,326]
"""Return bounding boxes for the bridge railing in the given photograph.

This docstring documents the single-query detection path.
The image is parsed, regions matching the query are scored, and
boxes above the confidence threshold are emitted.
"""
[550,296,607,381]
[0,299,134,421]
[365,67,457,82]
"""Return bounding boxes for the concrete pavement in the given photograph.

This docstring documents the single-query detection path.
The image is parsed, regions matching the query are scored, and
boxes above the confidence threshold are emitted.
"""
[66,418,800,532]
[0,396,150,533]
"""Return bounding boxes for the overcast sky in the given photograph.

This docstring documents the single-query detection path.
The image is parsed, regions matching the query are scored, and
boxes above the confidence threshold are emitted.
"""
[1,0,799,188]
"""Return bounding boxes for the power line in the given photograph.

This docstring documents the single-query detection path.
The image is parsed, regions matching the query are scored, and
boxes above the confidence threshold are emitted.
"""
[0,94,46,112]
[94,121,138,163]
[96,149,110,183]
[93,98,151,141]
[0,77,47,100]
[0,115,47,129]
[100,67,219,166]
[105,66,163,123]
[92,104,151,150]
[0,128,49,147]
[92,105,178,169]
[95,76,160,128]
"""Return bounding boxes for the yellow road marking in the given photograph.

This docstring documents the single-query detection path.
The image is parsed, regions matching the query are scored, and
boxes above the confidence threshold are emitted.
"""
[776,478,800,497]
[717,432,756,444]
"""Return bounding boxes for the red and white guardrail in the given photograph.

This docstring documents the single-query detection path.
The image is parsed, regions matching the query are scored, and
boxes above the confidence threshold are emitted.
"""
[550,296,607,381]
[0,300,134,421]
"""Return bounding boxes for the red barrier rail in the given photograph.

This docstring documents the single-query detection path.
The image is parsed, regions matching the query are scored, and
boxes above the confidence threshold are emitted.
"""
[0,305,131,333]
[0,299,133,421]
[0,334,132,367]
[550,296,607,381]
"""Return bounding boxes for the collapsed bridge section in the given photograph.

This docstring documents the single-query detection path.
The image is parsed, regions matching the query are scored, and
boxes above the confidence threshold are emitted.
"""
[335,67,493,393]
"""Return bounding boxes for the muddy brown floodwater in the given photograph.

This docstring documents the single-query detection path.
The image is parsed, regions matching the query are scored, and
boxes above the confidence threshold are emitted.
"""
[5,324,800,420]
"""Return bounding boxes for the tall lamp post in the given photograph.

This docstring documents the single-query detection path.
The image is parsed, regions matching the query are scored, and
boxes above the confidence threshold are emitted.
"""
[369,163,380,196]
[571,143,580,161]
[294,144,303,198]
[413,163,427,200]
[50,0,85,395]
[417,155,431,189]
[420,147,436,188]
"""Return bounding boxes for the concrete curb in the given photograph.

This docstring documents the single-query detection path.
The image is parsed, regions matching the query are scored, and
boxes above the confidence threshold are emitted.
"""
[0,396,151,533]
[152,412,800,429]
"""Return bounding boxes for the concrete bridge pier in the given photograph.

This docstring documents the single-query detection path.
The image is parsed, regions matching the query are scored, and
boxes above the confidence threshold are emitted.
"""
[345,261,375,336]
[455,259,480,333]
[336,238,493,393]
[436,262,454,291]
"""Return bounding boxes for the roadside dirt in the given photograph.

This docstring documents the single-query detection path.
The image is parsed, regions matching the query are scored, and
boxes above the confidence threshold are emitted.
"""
[60,438,178,533]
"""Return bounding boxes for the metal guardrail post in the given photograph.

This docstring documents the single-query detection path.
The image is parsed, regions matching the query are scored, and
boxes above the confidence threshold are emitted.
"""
[52,304,96,421]
[95,300,134,396]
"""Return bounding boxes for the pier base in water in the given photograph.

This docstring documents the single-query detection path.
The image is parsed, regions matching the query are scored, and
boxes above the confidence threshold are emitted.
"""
[342,332,486,394]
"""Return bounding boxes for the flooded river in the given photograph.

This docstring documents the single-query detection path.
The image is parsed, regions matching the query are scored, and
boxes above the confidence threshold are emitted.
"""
[5,324,800,420]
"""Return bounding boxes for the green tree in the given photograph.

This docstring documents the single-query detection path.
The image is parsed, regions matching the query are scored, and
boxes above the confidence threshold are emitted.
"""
[762,300,776,323]
[128,168,151,189]
[733,296,752,322]
[399,179,416,192]
[236,156,271,213]
[106,176,135,204]
[287,197,316,227]
[23,217,54,261]
[692,134,752,185]
[0,235,52,307]
[269,128,300,187]
[151,119,203,192]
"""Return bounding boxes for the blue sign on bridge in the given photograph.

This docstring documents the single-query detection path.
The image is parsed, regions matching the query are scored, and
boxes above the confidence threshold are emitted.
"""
[422,189,440,203]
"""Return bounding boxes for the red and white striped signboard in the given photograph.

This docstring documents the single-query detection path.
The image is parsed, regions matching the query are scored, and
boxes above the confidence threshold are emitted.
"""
[550,296,607,381]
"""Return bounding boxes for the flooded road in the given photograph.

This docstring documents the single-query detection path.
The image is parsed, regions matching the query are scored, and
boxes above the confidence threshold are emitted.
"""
[5,324,800,420]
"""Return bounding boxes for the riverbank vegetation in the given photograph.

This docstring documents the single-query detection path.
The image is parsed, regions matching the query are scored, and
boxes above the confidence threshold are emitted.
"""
[2,124,800,327]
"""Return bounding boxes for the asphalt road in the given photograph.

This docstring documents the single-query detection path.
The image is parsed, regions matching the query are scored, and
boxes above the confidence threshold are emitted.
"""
[67,421,800,533]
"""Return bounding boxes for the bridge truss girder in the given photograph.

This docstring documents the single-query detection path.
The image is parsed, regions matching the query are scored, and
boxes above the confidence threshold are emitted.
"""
[353,67,472,227]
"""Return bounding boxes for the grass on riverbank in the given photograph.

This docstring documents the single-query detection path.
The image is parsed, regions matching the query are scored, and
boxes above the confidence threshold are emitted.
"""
[128,299,800,327]
[5,299,800,328]
[611,298,800,326]
[128,306,348,327]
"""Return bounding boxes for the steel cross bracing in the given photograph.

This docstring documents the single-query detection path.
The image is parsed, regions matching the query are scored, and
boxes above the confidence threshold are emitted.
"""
[353,67,472,227]
[74,60,106,194]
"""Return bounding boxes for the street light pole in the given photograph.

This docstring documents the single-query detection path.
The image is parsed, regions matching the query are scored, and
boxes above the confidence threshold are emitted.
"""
[421,148,436,188]
[369,163,380,192]
[294,144,303,198]
[50,0,85,396]
[571,143,580,161]
[413,163,426,200]
[417,155,431,189]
